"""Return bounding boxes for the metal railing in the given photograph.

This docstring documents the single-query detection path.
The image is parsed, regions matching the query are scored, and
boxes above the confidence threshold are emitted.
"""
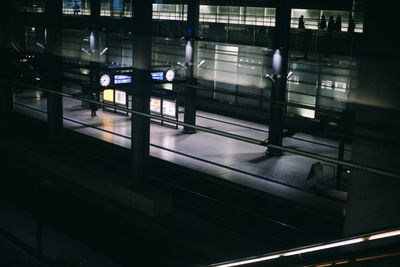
[7,79,400,181]
[206,227,400,267]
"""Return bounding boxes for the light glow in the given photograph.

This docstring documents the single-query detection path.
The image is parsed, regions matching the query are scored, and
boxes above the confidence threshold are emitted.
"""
[214,255,281,267]
[369,230,400,240]
[283,238,365,256]
[103,89,114,102]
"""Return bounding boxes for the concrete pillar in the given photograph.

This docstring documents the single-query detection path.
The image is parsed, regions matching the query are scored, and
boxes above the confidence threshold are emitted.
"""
[131,0,152,191]
[182,0,199,134]
[343,1,400,235]
[267,0,291,155]
[0,1,14,131]
[45,0,64,150]
[89,31,100,96]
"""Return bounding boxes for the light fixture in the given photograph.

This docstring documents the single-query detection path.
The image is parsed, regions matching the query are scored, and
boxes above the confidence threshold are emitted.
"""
[100,47,108,55]
[214,254,281,267]
[197,59,205,68]
[369,230,400,240]
[283,238,365,257]
[81,48,91,56]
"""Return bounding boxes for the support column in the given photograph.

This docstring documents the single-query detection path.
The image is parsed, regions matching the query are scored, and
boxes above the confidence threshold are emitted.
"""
[45,0,64,150]
[131,1,152,191]
[89,31,100,96]
[182,0,199,134]
[267,0,291,155]
[0,1,14,132]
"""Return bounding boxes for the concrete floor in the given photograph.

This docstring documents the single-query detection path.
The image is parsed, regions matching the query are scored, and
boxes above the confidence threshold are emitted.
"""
[12,87,350,216]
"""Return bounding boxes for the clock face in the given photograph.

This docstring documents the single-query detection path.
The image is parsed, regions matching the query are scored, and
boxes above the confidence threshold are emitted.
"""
[100,74,111,87]
[165,69,175,82]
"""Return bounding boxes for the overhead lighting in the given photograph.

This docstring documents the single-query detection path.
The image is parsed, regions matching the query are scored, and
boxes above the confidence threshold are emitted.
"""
[81,48,91,56]
[214,254,281,267]
[100,47,108,55]
[369,230,400,240]
[36,42,45,49]
[177,61,187,69]
[283,238,365,256]
[197,59,205,67]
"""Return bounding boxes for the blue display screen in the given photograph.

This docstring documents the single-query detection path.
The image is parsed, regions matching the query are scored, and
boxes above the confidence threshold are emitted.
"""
[114,75,131,84]
[151,72,164,81]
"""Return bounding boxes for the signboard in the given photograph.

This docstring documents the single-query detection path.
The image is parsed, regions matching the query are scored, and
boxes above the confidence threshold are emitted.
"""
[114,75,132,84]
[103,89,114,102]
[162,99,176,117]
[150,97,161,114]
[151,72,164,81]
[115,90,126,105]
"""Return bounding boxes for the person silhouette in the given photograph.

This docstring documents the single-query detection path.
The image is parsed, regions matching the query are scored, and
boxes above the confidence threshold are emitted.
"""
[73,0,80,15]
[348,13,355,33]
[319,15,327,30]
[335,15,342,31]
[328,15,335,32]
[298,15,305,29]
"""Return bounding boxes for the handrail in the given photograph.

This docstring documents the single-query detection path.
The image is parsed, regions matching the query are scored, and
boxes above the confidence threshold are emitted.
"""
[206,227,400,267]
[7,80,400,181]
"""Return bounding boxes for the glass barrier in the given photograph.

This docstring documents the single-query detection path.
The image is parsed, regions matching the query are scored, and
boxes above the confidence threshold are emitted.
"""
[7,27,362,196]
[62,0,91,16]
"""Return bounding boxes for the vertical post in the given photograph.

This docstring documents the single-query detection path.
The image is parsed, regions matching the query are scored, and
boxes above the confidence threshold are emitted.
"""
[0,1,14,132]
[267,0,291,155]
[35,176,43,258]
[45,0,64,150]
[336,140,345,189]
[182,0,199,134]
[89,31,100,98]
[131,0,152,191]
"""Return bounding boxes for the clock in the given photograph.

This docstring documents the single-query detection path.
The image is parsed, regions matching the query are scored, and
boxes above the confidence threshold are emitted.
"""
[165,69,175,82]
[100,74,111,87]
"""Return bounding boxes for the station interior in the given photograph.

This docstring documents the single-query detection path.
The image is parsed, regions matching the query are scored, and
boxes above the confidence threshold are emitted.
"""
[1,0,400,266]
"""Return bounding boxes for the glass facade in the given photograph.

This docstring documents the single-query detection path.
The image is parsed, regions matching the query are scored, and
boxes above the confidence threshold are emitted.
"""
[62,0,91,15]
[14,0,45,13]
[152,4,187,21]
[199,5,276,27]
[291,9,364,32]
[100,0,132,17]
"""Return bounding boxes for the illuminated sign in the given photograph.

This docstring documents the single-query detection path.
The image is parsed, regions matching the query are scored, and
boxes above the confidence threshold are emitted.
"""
[162,99,176,117]
[114,75,131,84]
[150,97,161,114]
[151,72,164,81]
[103,89,114,102]
[115,90,126,105]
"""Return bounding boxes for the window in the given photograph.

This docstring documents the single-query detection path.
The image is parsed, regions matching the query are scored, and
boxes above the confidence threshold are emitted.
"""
[63,0,91,16]
[100,0,132,17]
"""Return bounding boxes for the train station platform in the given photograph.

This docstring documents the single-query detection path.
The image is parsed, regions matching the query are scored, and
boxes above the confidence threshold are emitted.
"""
[12,86,350,220]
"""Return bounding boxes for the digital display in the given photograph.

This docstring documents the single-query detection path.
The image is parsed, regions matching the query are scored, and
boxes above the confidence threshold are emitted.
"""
[151,72,164,81]
[115,90,126,105]
[114,75,132,84]
[162,99,176,117]
[103,89,114,102]
[150,97,161,114]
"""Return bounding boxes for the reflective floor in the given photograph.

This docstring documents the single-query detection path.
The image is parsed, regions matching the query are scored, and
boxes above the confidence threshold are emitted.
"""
[13,87,351,217]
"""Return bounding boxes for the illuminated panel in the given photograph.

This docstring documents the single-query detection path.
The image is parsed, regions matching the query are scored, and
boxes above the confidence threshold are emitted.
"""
[151,71,164,81]
[162,99,176,117]
[115,90,126,105]
[103,89,114,102]
[150,97,161,114]
[114,75,131,84]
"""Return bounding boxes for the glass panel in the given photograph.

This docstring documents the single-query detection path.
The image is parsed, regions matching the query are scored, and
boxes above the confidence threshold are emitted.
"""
[14,0,45,13]
[63,0,91,15]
